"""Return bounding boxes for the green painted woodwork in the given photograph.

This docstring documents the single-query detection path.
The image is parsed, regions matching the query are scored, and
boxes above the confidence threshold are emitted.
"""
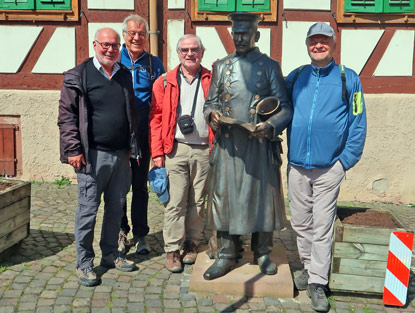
[237,0,270,11]
[36,0,71,10]
[0,0,35,10]
[198,0,236,12]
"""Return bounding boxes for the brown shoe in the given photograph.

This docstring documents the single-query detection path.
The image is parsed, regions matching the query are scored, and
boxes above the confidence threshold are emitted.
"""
[182,241,198,264]
[166,250,182,273]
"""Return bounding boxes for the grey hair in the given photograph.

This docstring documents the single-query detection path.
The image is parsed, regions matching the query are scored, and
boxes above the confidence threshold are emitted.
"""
[306,32,336,44]
[176,34,205,52]
[122,14,149,36]
[94,28,120,41]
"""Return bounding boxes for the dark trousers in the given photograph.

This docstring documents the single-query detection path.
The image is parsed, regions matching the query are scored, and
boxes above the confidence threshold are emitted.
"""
[216,231,273,259]
[120,133,150,237]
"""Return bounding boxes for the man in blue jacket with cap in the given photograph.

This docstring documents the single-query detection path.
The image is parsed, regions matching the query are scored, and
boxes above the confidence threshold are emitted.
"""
[285,22,366,312]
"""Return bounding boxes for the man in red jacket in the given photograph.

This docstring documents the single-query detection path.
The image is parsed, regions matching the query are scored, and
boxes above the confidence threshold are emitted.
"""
[149,34,213,273]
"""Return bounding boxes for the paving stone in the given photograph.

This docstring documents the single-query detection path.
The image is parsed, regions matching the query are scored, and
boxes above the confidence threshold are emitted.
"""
[0,306,15,313]
[197,298,213,306]
[59,288,77,297]
[145,299,163,308]
[35,307,54,313]
[73,298,91,307]
[164,299,181,309]
[55,296,73,305]
[126,303,145,312]
[53,305,72,313]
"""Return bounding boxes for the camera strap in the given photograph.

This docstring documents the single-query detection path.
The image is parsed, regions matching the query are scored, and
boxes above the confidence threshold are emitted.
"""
[177,67,201,119]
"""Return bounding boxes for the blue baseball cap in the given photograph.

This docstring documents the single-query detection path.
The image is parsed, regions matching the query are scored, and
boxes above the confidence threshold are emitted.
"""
[148,166,169,203]
[307,22,334,38]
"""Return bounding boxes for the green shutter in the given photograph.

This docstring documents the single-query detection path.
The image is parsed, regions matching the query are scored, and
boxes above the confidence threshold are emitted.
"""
[0,0,35,9]
[36,0,71,10]
[198,0,236,12]
[383,0,414,12]
[344,0,383,12]
[237,0,270,11]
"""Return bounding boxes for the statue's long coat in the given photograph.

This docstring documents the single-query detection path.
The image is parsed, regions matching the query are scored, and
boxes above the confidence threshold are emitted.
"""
[203,47,293,235]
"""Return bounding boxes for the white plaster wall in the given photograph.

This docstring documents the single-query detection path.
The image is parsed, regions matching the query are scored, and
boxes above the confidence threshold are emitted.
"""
[87,0,134,10]
[88,23,125,57]
[281,21,316,76]
[196,27,228,71]
[168,0,185,9]
[0,90,76,182]
[374,30,415,77]
[283,0,330,10]
[33,28,76,74]
[0,26,42,73]
[341,29,384,75]
[1,90,414,204]
[167,19,184,71]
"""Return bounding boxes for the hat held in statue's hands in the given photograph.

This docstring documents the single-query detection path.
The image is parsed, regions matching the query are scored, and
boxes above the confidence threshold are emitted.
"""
[149,166,169,203]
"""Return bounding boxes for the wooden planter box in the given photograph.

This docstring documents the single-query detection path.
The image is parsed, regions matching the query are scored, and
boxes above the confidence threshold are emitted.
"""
[329,207,410,295]
[0,178,31,255]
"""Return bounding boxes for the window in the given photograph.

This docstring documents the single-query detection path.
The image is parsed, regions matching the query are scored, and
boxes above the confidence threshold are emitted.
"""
[337,0,415,23]
[345,0,414,13]
[0,0,78,21]
[192,0,276,21]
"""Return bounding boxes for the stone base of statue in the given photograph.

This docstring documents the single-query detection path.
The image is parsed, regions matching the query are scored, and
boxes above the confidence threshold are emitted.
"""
[189,244,293,298]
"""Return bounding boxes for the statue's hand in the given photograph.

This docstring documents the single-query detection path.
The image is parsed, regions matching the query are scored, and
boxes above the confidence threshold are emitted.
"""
[210,110,222,129]
[253,122,273,139]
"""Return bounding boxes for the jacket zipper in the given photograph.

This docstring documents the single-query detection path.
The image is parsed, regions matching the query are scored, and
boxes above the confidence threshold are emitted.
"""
[306,69,320,167]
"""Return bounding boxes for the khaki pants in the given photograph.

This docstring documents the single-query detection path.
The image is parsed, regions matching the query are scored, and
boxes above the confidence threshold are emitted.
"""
[163,141,210,252]
[288,160,345,285]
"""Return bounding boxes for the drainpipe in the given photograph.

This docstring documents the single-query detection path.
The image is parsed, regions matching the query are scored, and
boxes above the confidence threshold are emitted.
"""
[149,0,159,57]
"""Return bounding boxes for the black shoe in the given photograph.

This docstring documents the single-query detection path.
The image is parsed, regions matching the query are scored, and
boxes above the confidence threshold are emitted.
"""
[254,254,277,275]
[294,269,309,290]
[203,258,235,280]
[307,283,330,312]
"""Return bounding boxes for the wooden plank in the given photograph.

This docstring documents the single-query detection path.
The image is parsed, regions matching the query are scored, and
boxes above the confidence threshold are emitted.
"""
[0,210,30,238]
[0,179,31,209]
[336,258,387,278]
[333,242,388,261]
[329,273,385,294]
[0,224,27,253]
[0,197,30,224]
[343,225,407,245]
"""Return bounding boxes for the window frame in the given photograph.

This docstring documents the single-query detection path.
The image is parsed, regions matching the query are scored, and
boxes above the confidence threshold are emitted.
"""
[192,0,277,22]
[0,0,78,22]
[337,0,415,23]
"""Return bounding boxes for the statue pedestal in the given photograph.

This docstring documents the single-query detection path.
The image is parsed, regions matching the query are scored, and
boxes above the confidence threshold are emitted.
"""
[189,244,294,298]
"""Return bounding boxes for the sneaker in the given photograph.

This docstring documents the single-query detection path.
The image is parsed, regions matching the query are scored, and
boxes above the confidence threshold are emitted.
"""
[101,256,136,272]
[118,230,129,254]
[135,236,151,255]
[306,283,330,312]
[182,241,198,264]
[294,268,309,290]
[76,267,100,286]
[166,250,182,273]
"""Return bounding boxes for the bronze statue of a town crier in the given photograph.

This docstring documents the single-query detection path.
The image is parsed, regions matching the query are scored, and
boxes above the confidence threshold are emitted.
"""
[203,12,293,280]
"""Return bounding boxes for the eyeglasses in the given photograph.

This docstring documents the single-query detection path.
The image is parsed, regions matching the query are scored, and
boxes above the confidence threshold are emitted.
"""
[95,40,121,50]
[178,47,201,55]
[126,31,147,38]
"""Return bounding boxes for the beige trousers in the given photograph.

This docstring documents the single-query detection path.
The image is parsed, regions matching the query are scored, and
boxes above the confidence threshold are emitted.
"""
[288,160,345,285]
[163,141,210,252]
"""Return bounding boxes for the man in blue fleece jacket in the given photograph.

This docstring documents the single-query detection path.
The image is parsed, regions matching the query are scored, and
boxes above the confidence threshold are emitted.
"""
[118,14,165,256]
[285,22,366,312]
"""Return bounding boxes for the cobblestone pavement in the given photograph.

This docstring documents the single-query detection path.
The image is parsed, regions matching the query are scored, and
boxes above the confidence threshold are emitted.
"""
[1,183,415,313]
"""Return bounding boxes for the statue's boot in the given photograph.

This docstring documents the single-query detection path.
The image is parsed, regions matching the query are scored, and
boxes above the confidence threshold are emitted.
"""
[203,258,235,280]
[255,254,277,275]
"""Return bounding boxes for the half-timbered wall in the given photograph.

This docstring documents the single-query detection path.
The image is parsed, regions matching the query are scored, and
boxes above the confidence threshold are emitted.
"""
[0,0,414,204]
